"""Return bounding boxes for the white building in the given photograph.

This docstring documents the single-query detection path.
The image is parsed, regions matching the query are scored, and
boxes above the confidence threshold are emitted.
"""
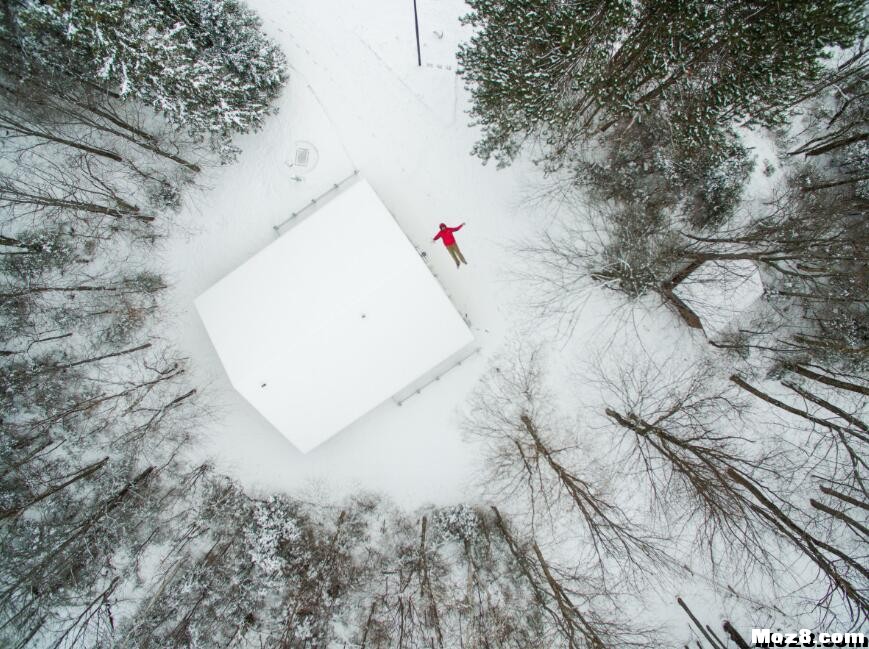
[196,179,475,453]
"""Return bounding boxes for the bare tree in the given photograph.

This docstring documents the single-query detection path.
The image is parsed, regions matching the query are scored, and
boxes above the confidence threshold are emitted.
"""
[0,75,203,171]
[725,468,868,627]
[491,507,660,649]
[596,353,867,626]
[464,346,669,580]
[598,358,785,574]
[789,51,869,160]
[0,464,160,648]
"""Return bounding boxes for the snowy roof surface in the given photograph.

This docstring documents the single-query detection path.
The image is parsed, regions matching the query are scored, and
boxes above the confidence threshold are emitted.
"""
[672,260,764,336]
[195,179,474,453]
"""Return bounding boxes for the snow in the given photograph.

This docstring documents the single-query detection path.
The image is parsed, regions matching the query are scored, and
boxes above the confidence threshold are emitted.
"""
[161,0,677,506]
[194,178,475,453]
[140,1,801,640]
[672,259,765,337]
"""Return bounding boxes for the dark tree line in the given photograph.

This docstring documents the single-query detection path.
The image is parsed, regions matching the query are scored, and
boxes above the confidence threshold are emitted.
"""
[459,0,867,360]
[458,0,863,169]
[95,476,649,649]
[3,0,287,162]
[459,3,866,631]
[0,1,287,646]
[474,16,866,618]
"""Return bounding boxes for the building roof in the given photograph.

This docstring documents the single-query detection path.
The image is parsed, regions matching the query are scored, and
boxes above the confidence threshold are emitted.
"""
[195,179,474,453]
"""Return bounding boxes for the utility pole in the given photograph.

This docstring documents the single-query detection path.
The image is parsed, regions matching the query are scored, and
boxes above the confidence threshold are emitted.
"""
[412,0,422,66]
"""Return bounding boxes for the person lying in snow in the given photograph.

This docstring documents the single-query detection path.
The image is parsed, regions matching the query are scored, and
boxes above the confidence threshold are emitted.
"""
[433,222,467,268]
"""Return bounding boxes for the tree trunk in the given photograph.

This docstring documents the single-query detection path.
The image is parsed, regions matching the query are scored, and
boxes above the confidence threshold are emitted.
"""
[0,234,42,251]
[64,98,202,171]
[417,516,444,648]
[0,466,155,607]
[677,597,725,649]
[801,173,869,193]
[781,381,868,435]
[28,363,184,430]
[810,499,869,538]
[730,375,846,433]
[722,621,752,649]
[532,542,606,649]
[0,456,109,520]
[659,285,704,330]
[783,364,869,397]
[819,486,868,511]
[726,468,869,615]
[36,342,152,374]
[801,132,869,157]
[0,115,125,162]
[1,186,154,222]
[667,259,705,288]
[46,577,119,649]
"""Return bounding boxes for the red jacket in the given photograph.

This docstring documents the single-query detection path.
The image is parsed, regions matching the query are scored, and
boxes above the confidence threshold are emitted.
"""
[433,224,463,246]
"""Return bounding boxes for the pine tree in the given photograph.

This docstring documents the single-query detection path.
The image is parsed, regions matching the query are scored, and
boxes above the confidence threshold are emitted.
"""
[457,0,863,168]
[4,0,287,161]
[457,0,633,167]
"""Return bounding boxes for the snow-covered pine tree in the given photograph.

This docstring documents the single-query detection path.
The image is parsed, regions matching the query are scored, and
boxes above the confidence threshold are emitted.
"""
[457,0,863,168]
[4,0,287,161]
[457,0,633,168]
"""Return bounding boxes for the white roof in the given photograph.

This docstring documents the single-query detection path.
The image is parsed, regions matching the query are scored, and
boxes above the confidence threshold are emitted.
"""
[672,260,764,336]
[195,180,474,452]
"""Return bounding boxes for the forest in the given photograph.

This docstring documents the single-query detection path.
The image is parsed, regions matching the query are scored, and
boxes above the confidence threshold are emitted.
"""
[1,0,866,647]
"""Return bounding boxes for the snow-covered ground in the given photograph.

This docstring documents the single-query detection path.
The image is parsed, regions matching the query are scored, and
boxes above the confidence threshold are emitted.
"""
[161,0,698,506]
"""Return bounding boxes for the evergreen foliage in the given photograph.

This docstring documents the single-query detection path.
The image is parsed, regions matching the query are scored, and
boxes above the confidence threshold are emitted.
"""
[458,0,863,167]
[2,0,867,644]
[576,113,754,230]
[0,0,287,643]
[3,0,287,161]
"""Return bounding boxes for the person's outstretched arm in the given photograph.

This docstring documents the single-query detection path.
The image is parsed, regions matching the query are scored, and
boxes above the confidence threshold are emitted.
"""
[451,222,466,232]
